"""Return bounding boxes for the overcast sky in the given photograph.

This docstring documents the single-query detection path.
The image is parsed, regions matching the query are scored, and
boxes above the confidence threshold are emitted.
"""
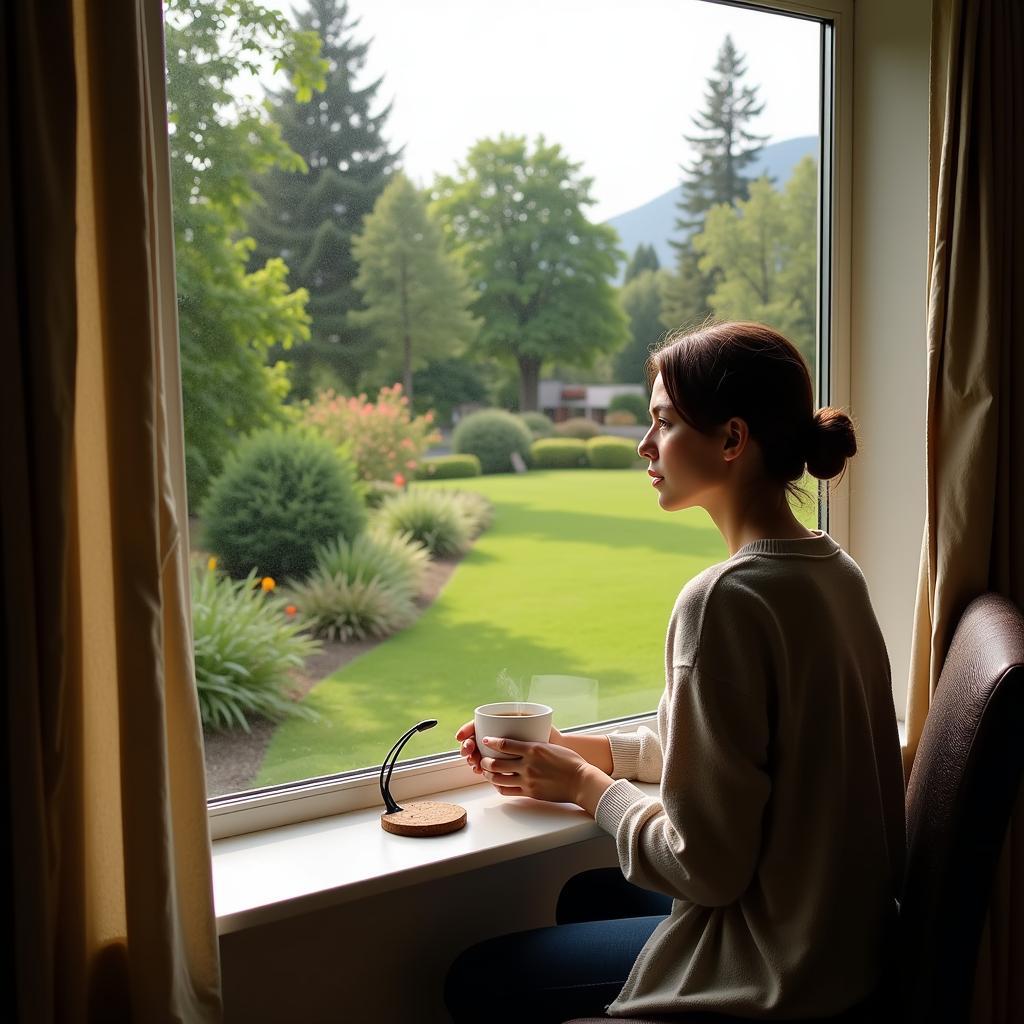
[257,0,821,222]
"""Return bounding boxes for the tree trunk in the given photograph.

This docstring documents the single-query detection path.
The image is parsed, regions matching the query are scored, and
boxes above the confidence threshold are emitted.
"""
[518,356,541,412]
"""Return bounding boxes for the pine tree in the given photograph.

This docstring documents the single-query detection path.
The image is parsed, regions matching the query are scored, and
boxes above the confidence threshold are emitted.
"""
[623,243,660,283]
[675,34,768,236]
[247,0,401,396]
[662,35,767,335]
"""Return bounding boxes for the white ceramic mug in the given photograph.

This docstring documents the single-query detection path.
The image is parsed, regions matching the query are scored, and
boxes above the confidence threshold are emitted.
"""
[474,701,553,760]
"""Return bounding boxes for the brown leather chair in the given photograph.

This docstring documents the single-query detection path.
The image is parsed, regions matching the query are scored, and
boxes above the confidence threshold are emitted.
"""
[564,592,1024,1024]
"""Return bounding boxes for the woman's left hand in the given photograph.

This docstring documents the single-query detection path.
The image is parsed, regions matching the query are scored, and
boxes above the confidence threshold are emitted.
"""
[479,736,613,815]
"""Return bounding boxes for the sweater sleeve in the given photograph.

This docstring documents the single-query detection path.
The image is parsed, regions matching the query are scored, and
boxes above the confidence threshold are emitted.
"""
[595,581,773,906]
[607,726,663,782]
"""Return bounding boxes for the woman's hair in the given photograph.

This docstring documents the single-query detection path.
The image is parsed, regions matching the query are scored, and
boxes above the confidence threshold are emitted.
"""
[646,320,857,502]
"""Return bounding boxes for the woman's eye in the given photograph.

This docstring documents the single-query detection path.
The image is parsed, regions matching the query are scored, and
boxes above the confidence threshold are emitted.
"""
[658,418,670,429]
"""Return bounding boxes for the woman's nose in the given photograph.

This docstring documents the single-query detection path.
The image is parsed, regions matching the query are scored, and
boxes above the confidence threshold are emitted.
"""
[637,430,655,460]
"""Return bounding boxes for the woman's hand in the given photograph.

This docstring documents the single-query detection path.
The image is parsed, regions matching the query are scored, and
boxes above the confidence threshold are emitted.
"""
[455,720,563,776]
[477,736,613,815]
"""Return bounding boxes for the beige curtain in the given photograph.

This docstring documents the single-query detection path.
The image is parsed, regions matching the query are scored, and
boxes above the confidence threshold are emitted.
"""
[2,0,222,1020]
[907,0,1024,1020]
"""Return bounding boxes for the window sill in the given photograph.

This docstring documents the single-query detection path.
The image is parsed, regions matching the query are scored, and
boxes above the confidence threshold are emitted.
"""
[211,776,659,935]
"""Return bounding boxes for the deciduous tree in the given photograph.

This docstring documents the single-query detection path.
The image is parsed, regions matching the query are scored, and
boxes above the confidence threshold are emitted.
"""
[692,156,818,368]
[350,173,479,401]
[165,0,326,506]
[432,135,627,411]
[616,270,667,383]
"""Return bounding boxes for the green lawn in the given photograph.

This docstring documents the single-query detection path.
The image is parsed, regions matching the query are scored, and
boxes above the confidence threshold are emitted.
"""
[255,469,816,784]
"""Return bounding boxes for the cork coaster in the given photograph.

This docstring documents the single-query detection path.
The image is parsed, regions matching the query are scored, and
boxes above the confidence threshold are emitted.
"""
[380,801,467,837]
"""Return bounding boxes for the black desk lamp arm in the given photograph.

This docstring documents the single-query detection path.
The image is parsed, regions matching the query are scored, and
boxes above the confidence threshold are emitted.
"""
[379,720,438,815]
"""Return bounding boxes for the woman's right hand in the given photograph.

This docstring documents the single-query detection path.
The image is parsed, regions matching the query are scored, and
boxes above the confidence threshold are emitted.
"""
[456,721,564,774]
[455,721,484,774]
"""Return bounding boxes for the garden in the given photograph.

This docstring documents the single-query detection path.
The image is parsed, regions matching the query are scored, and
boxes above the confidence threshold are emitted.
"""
[193,387,760,796]
[168,1,821,798]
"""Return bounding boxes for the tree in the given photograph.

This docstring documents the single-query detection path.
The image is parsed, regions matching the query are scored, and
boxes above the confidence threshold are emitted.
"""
[350,174,479,401]
[658,244,712,333]
[616,270,667,383]
[660,36,768,341]
[246,0,401,395]
[164,0,327,506]
[432,135,628,411]
[675,34,769,234]
[624,243,660,283]
[692,156,818,367]
[411,359,489,426]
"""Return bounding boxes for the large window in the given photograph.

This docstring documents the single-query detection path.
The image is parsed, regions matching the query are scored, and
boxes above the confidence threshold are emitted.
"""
[165,0,833,816]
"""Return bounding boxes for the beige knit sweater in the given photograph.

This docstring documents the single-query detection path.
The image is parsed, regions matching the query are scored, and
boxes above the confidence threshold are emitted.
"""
[594,531,905,1019]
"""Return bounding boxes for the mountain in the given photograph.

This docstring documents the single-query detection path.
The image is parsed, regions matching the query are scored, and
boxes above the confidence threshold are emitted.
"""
[604,135,818,275]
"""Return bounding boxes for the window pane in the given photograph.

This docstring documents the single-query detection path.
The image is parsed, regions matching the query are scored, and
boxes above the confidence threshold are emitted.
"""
[165,0,826,798]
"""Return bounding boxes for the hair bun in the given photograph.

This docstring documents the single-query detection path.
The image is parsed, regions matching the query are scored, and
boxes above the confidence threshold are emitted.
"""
[805,408,857,480]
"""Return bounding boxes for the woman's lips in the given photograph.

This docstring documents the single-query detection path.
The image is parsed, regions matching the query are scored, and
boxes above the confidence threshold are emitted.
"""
[648,471,664,487]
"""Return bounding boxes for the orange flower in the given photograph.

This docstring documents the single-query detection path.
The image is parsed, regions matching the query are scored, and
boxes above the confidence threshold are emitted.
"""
[207,556,217,571]
[285,604,298,616]
[261,576,276,592]
[393,473,406,488]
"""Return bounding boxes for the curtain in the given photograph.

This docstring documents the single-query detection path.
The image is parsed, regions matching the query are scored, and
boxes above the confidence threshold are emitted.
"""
[907,0,1024,1020]
[1,0,222,1020]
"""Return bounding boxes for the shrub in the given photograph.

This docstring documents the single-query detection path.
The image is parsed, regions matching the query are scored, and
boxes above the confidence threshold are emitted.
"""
[608,392,650,421]
[375,488,471,557]
[604,409,638,426]
[530,438,588,469]
[518,411,555,439]
[554,416,602,440]
[287,574,418,643]
[191,563,321,733]
[302,383,441,483]
[363,480,402,508]
[313,531,429,595]
[452,409,533,474]
[415,454,482,480]
[201,430,366,582]
[449,489,494,538]
[587,435,642,469]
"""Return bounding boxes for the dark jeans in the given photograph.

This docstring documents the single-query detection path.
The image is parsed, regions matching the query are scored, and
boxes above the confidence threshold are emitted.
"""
[443,867,673,1024]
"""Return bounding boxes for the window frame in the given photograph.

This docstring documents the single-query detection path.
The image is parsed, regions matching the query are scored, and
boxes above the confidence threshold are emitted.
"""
[197,0,855,841]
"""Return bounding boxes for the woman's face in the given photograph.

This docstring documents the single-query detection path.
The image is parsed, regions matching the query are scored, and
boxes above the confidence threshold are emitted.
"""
[638,373,730,512]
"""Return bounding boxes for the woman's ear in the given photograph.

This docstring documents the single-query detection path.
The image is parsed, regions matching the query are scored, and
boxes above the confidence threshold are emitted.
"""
[721,417,749,462]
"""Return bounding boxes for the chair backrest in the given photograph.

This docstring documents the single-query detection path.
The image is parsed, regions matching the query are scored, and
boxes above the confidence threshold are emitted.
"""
[899,592,1024,1022]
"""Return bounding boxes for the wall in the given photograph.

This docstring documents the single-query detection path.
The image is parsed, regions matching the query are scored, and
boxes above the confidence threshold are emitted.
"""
[220,837,619,1023]
[848,0,931,718]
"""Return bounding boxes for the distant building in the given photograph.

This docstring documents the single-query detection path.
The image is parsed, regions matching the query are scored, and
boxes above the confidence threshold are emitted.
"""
[538,381,647,423]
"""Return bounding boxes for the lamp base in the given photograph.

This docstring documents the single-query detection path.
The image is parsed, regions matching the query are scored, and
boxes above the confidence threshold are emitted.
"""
[380,800,467,837]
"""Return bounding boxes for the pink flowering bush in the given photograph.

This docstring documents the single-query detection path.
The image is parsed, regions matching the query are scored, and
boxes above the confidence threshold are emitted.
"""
[302,383,441,483]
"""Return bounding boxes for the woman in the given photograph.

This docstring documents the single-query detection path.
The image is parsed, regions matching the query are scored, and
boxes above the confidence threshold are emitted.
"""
[445,321,906,1023]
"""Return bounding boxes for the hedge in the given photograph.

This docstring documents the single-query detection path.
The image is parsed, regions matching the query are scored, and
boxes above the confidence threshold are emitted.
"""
[554,416,602,440]
[415,454,483,480]
[530,438,588,469]
[452,409,533,474]
[587,435,642,469]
